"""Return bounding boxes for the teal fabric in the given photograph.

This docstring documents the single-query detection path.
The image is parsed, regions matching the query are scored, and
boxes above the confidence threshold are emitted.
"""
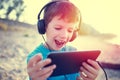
[27,43,80,80]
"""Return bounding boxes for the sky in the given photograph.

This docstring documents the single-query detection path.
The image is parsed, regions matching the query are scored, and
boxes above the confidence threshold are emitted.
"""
[21,0,120,44]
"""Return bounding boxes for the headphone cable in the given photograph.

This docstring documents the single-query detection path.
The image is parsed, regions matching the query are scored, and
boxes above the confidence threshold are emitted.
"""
[97,61,108,80]
[41,35,52,52]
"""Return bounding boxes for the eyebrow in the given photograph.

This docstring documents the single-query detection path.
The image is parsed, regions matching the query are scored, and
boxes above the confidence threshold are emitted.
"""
[55,24,74,29]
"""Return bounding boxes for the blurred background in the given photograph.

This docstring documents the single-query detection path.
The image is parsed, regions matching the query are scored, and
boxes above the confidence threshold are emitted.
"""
[0,0,120,80]
[1,0,120,43]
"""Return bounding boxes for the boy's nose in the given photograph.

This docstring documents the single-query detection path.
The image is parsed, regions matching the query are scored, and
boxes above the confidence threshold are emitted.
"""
[60,30,68,39]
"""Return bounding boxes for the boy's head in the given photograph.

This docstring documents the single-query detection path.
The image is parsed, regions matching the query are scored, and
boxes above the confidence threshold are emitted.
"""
[38,1,81,50]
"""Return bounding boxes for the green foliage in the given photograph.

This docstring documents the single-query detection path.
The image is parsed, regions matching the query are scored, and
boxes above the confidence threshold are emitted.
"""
[0,0,26,21]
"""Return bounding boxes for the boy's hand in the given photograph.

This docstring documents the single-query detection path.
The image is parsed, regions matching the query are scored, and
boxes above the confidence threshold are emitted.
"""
[27,54,56,80]
[77,59,101,80]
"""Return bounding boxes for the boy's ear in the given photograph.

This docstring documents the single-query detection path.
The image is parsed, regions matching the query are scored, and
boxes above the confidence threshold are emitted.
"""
[37,19,46,34]
[69,31,78,42]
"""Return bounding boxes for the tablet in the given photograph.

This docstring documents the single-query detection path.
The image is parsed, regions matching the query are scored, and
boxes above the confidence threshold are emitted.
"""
[45,50,101,77]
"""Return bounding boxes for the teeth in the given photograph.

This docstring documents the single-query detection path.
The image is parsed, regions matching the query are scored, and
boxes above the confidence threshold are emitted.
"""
[55,40,65,45]
[59,40,66,44]
[58,41,64,43]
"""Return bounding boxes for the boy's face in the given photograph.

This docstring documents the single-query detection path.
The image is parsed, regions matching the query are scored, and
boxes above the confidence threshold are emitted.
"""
[46,16,79,50]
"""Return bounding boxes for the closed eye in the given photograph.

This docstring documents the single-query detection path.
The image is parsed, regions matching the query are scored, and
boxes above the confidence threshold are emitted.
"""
[68,28,74,33]
[55,27,62,30]
[68,30,73,33]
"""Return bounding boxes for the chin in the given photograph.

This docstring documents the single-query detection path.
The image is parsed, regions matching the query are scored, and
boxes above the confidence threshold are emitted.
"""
[53,48,61,51]
[52,43,65,50]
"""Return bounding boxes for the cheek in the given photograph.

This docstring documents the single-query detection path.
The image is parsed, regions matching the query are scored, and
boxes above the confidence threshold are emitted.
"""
[69,33,74,39]
[46,30,56,38]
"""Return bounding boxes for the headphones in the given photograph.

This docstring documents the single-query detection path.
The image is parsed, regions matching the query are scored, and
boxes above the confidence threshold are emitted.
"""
[37,1,81,42]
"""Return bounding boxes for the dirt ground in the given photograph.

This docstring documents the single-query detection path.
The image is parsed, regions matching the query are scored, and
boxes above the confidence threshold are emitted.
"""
[0,23,120,80]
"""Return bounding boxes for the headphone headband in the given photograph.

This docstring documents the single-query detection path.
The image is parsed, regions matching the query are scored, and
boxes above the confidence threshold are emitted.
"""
[38,1,58,20]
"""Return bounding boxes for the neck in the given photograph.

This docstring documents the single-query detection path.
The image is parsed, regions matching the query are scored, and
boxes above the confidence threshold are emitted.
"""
[43,42,52,51]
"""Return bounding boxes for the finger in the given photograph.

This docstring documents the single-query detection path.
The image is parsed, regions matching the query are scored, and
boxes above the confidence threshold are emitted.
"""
[34,70,53,80]
[87,59,101,70]
[27,54,43,68]
[38,58,52,69]
[40,70,53,80]
[80,73,89,80]
[80,71,94,80]
[30,58,53,76]
[38,64,56,77]
[27,54,43,75]
[82,62,98,75]
[31,64,56,79]
[76,76,84,80]
[80,67,95,79]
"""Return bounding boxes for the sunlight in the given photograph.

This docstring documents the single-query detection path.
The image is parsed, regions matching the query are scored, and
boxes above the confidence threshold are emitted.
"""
[70,0,120,44]
[22,0,50,24]
[21,0,120,44]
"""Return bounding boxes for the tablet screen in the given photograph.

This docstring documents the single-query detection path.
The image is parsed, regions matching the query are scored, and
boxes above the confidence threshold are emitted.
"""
[46,50,101,77]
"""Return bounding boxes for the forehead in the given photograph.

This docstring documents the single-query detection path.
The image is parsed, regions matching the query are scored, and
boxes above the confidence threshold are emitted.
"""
[50,16,79,28]
[44,1,81,24]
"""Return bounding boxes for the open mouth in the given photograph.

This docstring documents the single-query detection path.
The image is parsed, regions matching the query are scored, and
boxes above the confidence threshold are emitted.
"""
[55,40,66,47]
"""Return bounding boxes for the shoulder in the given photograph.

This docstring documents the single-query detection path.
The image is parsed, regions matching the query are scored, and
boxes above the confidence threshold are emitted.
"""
[27,43,44,63]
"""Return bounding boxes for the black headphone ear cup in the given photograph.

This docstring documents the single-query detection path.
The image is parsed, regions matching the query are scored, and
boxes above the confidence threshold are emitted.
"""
[37,1,58,34]
[69,31,78,42]
[37,19,46,34]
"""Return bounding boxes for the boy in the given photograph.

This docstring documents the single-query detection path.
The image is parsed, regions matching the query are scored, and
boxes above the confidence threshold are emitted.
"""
[27,1,100,80]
